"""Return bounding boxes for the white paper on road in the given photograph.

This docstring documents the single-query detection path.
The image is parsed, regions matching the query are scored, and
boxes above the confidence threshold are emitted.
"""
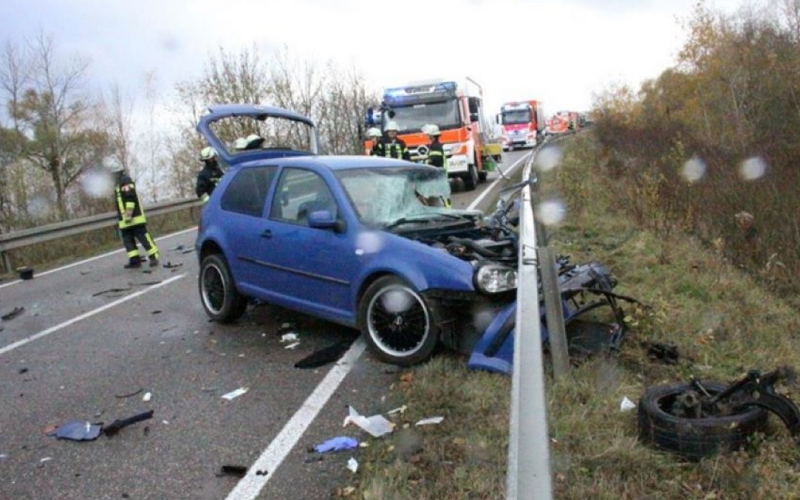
[620,396,636,412]
[222,387,249,401]
[280,333,299,342]
[415,416,444,426]
[342,406,394,438]
[346,457,358,473]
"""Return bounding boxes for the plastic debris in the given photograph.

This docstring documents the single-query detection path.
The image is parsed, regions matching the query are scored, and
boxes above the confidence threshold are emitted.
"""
[343,406,394,438]
[104,410,155,436]
[620,396,637,412]
[346,457,358,473]
[18,368,28,375]
[280,333,299,343]
[143,392,152,402]
[415,416,444,426]
[1,307,25,321]
[221,388,249,401]
[313,436,359,453]
[162,261,183,269]
[284,342,300,350]
[40,457,52,463]
[49,420,102,441]
[114,388,143,399]
[92,287,131,297]
[218,465,247,478]
[294,340,351,369]
[644,341,680,365]
[387,405,407,416]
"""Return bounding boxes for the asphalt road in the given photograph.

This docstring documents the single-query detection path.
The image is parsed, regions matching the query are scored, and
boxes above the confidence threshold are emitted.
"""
[0,150,530,500]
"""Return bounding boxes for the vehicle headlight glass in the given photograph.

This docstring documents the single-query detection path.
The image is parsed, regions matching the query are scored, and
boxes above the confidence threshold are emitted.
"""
[475,263,518,293]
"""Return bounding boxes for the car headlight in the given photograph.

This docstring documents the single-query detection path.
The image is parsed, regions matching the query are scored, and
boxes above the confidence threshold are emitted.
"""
[475,263,518,293]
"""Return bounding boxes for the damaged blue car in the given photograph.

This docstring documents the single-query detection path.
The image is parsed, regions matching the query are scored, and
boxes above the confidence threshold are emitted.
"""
[195,105,625,367]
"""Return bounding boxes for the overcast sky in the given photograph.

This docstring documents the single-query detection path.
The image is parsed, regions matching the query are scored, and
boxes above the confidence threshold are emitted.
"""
[2,0,750,119]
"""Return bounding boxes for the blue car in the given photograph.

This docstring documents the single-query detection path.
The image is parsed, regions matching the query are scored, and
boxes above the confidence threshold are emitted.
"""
[195,105,519,365]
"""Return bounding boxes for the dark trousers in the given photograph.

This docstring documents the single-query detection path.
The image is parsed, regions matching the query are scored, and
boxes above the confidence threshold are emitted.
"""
[121,225,159,260]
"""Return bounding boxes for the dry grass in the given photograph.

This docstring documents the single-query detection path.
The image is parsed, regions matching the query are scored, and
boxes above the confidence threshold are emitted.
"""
[346,135,800,500]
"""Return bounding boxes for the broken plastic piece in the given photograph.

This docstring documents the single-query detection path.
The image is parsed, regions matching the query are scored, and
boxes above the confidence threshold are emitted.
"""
[1,307,25,321]
[343,406,394,438]
[284,342,300,350]
[346,457,358,473]
[114,388,143,399]
[620,396,636,412]
[221,387,249,400]
[50,420,102,441]
[143,392,152,402]
[103,410,155,436]
[219,465,247,477]
[280,333,299,343]
[313,436,359,453]
[415,416,444,426]
[294,341,351,369]
[387,405,407,415]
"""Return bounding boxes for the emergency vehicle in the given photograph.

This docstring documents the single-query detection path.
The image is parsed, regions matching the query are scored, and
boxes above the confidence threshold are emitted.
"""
[365,78,502,191]
[497,100,545,151]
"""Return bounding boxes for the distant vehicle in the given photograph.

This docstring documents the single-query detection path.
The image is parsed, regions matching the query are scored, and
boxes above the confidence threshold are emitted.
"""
[546,110,581,135]
[497,100,545,151]
[365,78,503,191]
[195,104,521,366]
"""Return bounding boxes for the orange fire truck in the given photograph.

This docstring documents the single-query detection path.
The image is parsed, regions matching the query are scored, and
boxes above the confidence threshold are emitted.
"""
[365,78,502,191]
[546,111,581,135]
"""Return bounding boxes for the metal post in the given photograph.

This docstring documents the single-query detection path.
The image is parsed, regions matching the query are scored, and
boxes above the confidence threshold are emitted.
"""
[1,250,11,275]
[507,154,553,500]
[539,246,570,377]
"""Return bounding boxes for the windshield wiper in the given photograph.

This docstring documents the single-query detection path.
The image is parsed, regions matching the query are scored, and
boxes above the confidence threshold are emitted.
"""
[384,217,430,230]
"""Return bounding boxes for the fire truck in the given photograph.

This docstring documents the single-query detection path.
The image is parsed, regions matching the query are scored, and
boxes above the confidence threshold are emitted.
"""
[364,78,502,191]
[546,111,581,135]
[497,100,545,151]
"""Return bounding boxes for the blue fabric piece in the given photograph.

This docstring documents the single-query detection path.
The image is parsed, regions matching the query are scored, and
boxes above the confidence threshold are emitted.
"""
[52,420,102,441]
[314,436,358,453]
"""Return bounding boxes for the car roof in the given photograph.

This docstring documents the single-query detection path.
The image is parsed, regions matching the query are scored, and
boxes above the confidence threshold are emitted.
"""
[236,155,426,172]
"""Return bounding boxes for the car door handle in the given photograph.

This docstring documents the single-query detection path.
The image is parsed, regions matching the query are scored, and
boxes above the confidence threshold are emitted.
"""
[261,229,272,239]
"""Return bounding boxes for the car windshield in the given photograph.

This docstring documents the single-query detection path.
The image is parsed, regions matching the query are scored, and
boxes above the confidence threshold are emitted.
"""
[502,110,530,125]
[384,100,460,133]
[335,166,453,227]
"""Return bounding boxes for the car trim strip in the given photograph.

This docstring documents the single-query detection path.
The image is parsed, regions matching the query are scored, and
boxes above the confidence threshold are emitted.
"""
[237,256,350,286]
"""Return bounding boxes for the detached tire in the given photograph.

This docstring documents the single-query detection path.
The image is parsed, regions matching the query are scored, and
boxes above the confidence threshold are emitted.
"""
[358,276,439,366]
[638,382,768,461]
[199,253,248,323]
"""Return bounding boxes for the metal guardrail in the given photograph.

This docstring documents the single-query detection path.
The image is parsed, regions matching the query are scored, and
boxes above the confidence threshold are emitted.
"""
[0,197,201,273]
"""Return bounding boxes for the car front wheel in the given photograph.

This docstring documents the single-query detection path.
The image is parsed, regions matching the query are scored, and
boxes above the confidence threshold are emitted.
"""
[358,276,439,366]
[199,253,248,323]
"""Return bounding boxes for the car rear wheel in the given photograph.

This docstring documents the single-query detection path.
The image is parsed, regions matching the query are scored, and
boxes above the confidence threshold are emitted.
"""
[358,276,439,366]
[199,253,248,323]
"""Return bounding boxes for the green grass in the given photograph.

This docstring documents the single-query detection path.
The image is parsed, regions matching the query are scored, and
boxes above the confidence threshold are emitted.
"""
[345,134,800,499]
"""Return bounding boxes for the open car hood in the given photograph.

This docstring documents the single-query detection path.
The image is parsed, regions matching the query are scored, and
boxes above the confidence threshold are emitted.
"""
[196,104,319,166]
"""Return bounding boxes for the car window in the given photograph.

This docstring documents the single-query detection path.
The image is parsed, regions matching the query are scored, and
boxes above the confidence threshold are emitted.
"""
[220,166,277,217]
[270,168,338,225]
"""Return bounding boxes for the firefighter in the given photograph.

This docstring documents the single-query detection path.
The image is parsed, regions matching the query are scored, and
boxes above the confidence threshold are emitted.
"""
[195,147,224,203]
[422,124,447,170]
[373,121,410,160]
[109,160,160,269]
[366,127,382,155]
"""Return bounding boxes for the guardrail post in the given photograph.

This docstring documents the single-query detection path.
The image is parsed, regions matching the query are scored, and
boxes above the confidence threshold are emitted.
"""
[538,246,570,377]
[1,249,11,275]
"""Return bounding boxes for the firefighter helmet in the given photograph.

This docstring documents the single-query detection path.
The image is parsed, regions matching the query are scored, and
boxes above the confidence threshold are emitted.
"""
[366,127,382,138]
[200,146,217,161]
[385,121,399,132]
[233,137,248,150]
[423,124,441,136]
[245,134,264,149]
[106,158,124,173]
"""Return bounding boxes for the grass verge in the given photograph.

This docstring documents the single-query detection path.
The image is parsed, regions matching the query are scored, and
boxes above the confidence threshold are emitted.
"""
[345,134,800,500]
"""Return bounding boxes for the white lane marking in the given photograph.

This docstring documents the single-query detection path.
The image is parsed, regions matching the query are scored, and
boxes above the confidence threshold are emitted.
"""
[467,152,532,211]
[0,274,186,356]
[225,339,367,500]
[0,227,197,290]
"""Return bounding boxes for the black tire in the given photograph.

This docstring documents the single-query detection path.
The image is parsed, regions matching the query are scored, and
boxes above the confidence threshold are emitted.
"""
[638,381,769,461]
[358,276,439,366]
[478,170,488,183]
[199,253,248,323]
[463,163,478,191]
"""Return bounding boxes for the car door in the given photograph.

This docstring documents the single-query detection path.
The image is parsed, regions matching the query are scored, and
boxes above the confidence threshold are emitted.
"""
[259,166,360,323]
[216,166,278,294]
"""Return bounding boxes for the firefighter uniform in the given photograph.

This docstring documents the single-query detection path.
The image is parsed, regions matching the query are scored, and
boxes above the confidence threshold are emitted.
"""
[115,173,159,268]
[195,164,223,202]
[426,138,447,170]
[374,137,411,160]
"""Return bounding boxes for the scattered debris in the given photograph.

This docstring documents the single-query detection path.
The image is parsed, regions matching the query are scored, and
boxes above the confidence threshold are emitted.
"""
[415,416,444,426]
[284,342,300,350]
[17,267,34,280]
[312,436,359,453]
[180,248,194,255]
[346,457,358,473]
[49,420,102,441]
[294,341,351,369]
[143,392,152,402]
[343,406,394,438]
[620,397,636,412]
[162,261,183,269]
[280,333,299,343]
[255,469,268,476]
[39,457,53,463]
[1,307,25,321]
[0,454,8,460]
[171,244,185,251]
[151,310,162,315]
[18,368,28,375]
[221,387,249,401]
[387,405,407,416]
[644,341,680,365]
[92,287,131,297]
[304,455,324,463]
[218,465,247,478]
[104,410,155,437]
[114,388,143,399]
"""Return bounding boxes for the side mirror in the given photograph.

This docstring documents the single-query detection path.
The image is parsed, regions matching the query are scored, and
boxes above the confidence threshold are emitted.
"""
[307,209,345,232]
[470,112,479,123]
